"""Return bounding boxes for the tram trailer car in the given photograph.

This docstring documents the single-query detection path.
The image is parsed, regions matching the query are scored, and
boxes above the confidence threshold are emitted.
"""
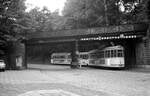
[50,52,89,66]
[51,53,71,65]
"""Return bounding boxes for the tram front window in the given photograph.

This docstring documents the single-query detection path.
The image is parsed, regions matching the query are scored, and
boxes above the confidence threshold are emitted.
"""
[118,50,123,57]
[80,55,88,59]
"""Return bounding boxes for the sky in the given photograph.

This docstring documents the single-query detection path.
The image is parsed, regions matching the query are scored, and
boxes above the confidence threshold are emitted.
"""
[25,0,67,13]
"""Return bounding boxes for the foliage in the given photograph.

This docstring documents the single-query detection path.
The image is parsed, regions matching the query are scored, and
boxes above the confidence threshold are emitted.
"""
[63,0,106,28]
[62,0,149,29]
[26,7,66,32]
[0,0,27,54]
[135,0,150,23]
[25,0,150,32]
[116,0,149,23]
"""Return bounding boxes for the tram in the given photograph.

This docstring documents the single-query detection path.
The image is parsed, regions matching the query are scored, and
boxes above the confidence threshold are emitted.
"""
[50,45,125,68]
[50,52,89,65]
[88,45,125,68]
[51,53,71,64]
[78,52,89,65]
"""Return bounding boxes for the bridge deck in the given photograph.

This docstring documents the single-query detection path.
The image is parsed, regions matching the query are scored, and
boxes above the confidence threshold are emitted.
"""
[27,24,148,44]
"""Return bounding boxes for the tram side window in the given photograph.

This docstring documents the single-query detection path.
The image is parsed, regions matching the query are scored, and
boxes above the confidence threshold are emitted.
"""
[111,50,114,57]
[51,56,54,59]
[80,54,88,59]
[105,50,111,58]
[105,51,108,58]
[52,56,56,59]
[85,55,89,59]
[110,50,117,57]
[68,55,71,59]
[114,50,117,57]
[53,55,66,59]
[99,51,104,58]
[91,53,97,59]
[118,50,123,57]
[60,55,66,58]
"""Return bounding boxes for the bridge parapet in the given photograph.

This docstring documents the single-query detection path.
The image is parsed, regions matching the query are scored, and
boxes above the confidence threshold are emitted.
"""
[27,24,148,40]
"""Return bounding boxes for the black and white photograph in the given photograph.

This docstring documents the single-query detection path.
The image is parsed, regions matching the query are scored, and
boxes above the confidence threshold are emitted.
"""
[0,0,150,96]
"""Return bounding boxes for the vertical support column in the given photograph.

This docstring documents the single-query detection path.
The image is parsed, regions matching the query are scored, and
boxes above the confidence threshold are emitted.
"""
[24,41,27,69]
[75,40,79,54]
[139,24,150,68]
[6,41,26,70]
[71,40,79,69]
[145,25,150,67]
[135,39,145,67]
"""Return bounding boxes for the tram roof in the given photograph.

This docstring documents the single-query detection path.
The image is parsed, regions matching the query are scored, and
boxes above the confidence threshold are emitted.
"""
[51,52,71,55]
[88,45,123,53]
[103,45,124,50]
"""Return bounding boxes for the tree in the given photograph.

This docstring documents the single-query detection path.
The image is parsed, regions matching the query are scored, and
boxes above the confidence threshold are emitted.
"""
[0,0,27,54]
[26,7,66,32]
[63,0,106,28]
[116,0,147,23]
[62,0,148,29]
[63,0,127,28]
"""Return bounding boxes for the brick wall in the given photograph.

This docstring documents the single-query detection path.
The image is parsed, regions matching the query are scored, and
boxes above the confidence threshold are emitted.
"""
[144,29,150,67]
[136,27,150,68]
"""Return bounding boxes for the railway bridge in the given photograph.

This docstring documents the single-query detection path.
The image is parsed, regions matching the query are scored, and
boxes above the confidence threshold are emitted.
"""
[26,24,149,69]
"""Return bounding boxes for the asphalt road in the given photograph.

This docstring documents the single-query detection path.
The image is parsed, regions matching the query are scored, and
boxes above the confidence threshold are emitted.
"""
[0,64,150,96]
